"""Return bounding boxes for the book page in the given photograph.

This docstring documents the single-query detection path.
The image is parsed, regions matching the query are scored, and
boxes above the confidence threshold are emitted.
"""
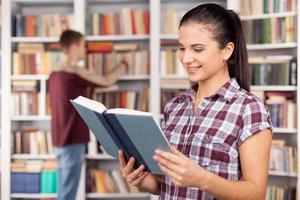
[71,96,107,113]
[107,108,152,116]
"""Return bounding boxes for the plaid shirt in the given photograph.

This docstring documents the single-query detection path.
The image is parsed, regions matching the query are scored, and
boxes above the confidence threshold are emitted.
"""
[160,78,272,200]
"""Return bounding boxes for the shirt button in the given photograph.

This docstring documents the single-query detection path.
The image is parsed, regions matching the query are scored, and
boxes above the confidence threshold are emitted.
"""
[201,102,206,107]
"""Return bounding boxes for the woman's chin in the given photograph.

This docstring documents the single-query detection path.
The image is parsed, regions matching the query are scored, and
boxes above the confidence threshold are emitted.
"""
[187,75,201,83]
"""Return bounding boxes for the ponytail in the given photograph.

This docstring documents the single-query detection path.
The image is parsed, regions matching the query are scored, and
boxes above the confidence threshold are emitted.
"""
[227,10,250,92]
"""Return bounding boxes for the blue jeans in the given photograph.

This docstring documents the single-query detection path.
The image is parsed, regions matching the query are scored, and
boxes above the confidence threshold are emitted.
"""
[54,144,85,200]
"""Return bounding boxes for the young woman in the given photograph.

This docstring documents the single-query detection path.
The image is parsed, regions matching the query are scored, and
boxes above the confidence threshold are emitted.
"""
[119,3,272,199]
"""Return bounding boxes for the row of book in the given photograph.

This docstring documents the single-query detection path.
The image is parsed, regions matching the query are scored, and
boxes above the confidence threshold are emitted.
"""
[242,17,295,44]
[240,0,296,15]
[161,9,185,35]
[86,168,139,194]
[87,42,150,76]
[86,9,149,35]
[12,51,63,75]
[12,128,53,155]
[12,42,151,76]
[93,86,149,111]
[265,92,297,129]
[160,49,185,76]
[12,92,39,116]
[270,139,297,174]
[266,186,296,200]
[12,14,74,37]
[88,51,149,76]
[11,159,57,193]
[12,43,62,75]
[12,80,40,116]
[251,61,297,86]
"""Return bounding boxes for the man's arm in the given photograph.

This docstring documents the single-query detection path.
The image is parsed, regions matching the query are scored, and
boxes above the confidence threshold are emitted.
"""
[74,61,127,86]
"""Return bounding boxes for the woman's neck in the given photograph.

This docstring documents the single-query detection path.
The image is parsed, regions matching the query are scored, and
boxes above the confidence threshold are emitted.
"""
[196,73,231,100]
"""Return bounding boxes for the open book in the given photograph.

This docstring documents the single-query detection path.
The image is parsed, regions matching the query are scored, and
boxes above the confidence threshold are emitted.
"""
[70,96,172,175]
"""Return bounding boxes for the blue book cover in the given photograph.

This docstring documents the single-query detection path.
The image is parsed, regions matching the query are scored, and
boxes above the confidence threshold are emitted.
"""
[70,96,172,175]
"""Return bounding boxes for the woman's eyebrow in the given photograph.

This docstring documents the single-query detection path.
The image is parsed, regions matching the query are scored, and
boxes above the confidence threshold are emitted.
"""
[178,42,206,47]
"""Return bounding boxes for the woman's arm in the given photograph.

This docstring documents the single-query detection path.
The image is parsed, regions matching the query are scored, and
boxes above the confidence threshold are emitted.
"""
[153,129,272,200]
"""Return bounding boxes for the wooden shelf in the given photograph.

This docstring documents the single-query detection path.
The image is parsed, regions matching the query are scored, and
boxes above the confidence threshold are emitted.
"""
[85,35,149,41]
[273,128,297,134]
[250,85,297,91]
[11,115,51,121]
[12,0,73,4]
[240,12,297,20]
[86,154,115,160]
[269,171,298,178]
[11,74,49,81]
[12,37,59,43]
[247,43,297,50]
[12,154,56,160]
[11,193,57,198]
[87,0,148,3]
[86,192,150,198]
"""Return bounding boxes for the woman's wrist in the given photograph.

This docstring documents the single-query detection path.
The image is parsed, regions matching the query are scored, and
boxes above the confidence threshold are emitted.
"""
[196,167,211,192]
[138,174,161,195]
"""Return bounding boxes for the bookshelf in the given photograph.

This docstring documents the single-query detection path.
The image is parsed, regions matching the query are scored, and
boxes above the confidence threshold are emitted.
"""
[2,0,299,199]
[3,0,153,199]
[0,0,2,196]
[238,0,300,198]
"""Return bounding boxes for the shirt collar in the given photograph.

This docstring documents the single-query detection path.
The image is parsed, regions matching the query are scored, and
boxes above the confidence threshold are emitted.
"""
[183,78,240,102]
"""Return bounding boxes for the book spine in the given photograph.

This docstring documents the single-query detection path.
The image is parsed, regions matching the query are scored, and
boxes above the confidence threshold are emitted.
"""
[103,112,150,172]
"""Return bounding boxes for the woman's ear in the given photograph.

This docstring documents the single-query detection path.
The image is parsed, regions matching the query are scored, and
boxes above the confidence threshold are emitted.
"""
[222,42,234,61]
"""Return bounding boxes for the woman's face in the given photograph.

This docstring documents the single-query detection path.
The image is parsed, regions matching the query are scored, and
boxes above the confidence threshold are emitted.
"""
[178,22,232,84]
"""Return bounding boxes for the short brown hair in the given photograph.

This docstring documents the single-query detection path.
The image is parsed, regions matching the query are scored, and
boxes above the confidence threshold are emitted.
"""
[59,29,83,51]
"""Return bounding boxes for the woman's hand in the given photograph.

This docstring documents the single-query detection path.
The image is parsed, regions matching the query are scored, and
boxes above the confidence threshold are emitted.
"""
[119,150,149,187]
[153,147,206,188]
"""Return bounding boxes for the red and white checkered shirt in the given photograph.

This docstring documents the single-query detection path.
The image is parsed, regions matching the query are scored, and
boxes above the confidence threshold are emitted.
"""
[160,78,272,200]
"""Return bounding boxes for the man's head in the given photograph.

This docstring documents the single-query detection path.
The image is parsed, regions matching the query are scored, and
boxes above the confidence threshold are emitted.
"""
[59,29,86,61]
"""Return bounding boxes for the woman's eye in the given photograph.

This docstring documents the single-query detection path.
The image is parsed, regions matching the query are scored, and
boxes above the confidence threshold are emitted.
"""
[194,49,203,52]
[178,47,185,51]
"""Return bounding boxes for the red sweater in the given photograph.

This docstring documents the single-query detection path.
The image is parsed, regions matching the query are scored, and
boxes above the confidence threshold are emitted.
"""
[48,71,98,146]
[48,65,124,147]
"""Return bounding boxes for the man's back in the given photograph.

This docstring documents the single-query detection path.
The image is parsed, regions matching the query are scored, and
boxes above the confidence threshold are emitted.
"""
[48,71,96,147]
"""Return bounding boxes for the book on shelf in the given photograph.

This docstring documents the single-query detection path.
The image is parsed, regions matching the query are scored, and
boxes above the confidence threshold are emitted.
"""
[12,14,74,37]
[242,16,296,44]
[250,60,297,86]
[93,87,149,111]
[11,159,57,194]
[269,139,297,174]
[71,96,172,175]
[86,167,141,194]
[266,186,296,200]
[265,92,296,129]
[239,0,296,15]
[87,42,149,76]
[162,9,186,34]
[12,128,53,155]
[86,8,149,36]
[11,80,39,116]
[13,43,64,75]
[160,48,185,76]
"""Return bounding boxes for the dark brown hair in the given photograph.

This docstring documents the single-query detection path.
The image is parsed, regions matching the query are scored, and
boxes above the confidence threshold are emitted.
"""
[59,29,83,51]
[179,3,250,91]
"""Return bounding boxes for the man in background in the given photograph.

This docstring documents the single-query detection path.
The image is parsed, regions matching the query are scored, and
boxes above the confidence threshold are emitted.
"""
[48,29,127,200]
